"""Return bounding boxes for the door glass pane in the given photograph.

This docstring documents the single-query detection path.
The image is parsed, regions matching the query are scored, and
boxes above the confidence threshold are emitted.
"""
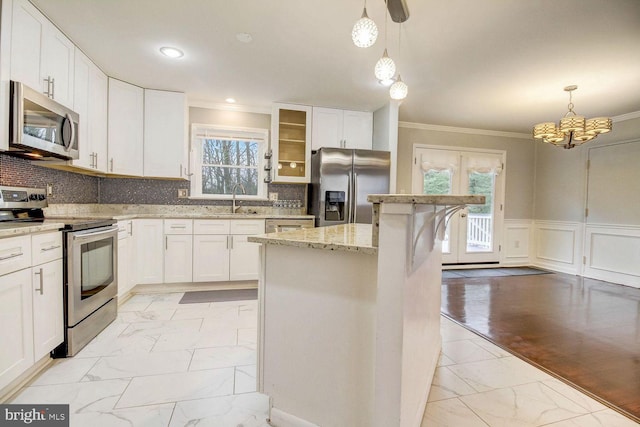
[466,171,494,252]
[423,169,452,253]
[278,109,307,177]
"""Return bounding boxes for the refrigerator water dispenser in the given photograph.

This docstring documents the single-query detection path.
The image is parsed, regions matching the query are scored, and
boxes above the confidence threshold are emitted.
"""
[325,191,345,221]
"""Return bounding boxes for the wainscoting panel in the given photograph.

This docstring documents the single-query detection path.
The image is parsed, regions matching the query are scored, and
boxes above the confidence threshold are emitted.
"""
[584,224,640,288]
[533,221,583,275]
[501,220,532,265]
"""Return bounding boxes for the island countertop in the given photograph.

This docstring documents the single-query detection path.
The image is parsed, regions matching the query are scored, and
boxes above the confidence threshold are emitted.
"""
[248,223,376,255]
[367,194,485,205]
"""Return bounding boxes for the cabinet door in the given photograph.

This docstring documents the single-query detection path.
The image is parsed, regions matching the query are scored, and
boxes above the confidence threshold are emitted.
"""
[311,107,343,150]
[164,235,193,283]
[229,234,260,281]
[193,235,230,282]
[117,235,131,298]
[10,0,44,93]
[32,260,63,360]
[108,78,144,176]
[343,110,373,150]
[89,59,109,172]
[144,90,187,178]
[41,24,74,108]
[0,269,34,390]
[272,103,312,183]
[72,49,92,169]
[133,219,164,284]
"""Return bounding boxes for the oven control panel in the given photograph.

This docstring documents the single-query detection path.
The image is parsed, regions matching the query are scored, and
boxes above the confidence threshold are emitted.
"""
[0,186,47,209]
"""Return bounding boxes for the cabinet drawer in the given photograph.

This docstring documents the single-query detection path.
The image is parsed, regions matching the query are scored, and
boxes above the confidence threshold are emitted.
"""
[230,219,265,235]
[193,220,230,235]
[117,220,132,240]
[31,232,63,265]
[164,219,193,234]
[0,235,32,276]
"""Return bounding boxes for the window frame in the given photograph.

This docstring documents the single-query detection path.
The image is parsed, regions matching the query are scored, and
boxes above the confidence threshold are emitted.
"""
[190,123,269,200]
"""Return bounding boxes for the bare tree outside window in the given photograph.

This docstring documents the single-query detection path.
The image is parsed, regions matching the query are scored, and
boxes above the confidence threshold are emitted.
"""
[201,139,259,195]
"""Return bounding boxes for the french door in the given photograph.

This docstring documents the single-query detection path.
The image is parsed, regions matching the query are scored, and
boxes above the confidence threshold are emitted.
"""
[412,146,505,264]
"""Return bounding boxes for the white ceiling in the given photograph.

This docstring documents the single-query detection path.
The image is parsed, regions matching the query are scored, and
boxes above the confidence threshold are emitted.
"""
[30,0,640,134]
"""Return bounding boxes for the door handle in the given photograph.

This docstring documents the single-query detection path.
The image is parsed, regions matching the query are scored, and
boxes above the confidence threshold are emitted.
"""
[34,268,44,295]
[460,213,467,218]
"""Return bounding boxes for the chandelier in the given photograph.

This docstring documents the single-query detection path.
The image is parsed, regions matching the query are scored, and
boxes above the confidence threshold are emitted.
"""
[533,85,612,149]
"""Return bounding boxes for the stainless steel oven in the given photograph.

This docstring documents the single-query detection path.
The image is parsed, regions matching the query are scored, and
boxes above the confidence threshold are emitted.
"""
[63,223,118,356]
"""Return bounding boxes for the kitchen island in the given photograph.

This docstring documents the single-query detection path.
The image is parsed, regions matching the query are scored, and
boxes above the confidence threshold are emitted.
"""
[249,194,484,427]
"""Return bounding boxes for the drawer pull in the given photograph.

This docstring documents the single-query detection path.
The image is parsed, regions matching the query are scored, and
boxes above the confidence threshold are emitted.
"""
[170,225,187,229]
[41,245,61,252]
[0,252,23,261]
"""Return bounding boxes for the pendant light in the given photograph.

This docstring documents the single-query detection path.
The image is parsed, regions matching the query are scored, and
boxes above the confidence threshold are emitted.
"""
[389,23,408,100]
[374,2,396,82]
[352,0,378,48]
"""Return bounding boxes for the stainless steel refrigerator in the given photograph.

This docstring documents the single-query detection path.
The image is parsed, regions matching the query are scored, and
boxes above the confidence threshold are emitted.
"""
[309,148,391,227]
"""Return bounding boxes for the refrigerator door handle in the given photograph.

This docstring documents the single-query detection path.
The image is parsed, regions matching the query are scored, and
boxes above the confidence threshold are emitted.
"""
[347,171,353,223]
[353,172,358,223]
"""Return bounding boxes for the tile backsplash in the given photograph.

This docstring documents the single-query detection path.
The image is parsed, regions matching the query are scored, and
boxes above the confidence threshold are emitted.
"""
[0,154,306,207]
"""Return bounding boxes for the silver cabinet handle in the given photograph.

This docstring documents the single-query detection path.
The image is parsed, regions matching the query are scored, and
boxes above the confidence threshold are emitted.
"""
[165,236,168,250]
[41,245,61,252]
[170,225,187,229]
[50,77,55,99]
[0,252,23,261]
[110,158,114,172]
[226,235,230,250]
[34,268,44,295]
[229,235,234,250]
[43,76,52,97]
[128,222,133,236]
[180,163,183,177]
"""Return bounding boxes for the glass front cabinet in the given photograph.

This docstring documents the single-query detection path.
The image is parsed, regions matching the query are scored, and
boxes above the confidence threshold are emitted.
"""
[271,103,312,183]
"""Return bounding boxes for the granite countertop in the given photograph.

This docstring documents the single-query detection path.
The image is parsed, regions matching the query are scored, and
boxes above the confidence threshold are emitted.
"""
[0,220,66,238]
[367,194,486,205]
[45,213,315,221]
[248,223,376,255]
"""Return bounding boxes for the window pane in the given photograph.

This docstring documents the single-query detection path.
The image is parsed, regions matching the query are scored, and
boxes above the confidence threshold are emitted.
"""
[466,171,494,252]
[423,170,452,195]
[202,166,258,196]
[202,139,258,167]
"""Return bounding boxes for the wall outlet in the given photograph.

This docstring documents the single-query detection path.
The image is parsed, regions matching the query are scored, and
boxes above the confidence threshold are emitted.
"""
[46,183,53,196]
[177,189,188,198]
[269,192,278,201]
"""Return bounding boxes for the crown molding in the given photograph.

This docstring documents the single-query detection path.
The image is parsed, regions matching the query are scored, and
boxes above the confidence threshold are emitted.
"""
[398,121,531,140]
[188,99,271,115]
[612,111,640,123]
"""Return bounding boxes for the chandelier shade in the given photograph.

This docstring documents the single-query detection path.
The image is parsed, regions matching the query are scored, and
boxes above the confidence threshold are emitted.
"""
[532,86,612,149]
[352,7,378,48]
[375,49,396,80]
[389,75,408,100]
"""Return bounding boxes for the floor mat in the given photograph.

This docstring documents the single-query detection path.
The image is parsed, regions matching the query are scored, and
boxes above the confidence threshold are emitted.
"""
[442,266,550,279]
[442,273,640,422]
[179,288,257,304]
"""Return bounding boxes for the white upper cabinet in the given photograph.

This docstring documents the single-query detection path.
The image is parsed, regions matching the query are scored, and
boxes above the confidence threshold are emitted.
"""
[144,89,188,179]
[311,107,373,150]
[10,0,74,108]
[108,78,144,176]
[272,103,312,183]
[73,48,108,172]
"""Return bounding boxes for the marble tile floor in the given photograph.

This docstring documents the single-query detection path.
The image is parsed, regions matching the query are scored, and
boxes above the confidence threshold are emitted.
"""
[9,292,639,426]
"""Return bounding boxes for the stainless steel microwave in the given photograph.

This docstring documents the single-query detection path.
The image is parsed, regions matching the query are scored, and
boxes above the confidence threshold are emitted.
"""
[9,80,79,160]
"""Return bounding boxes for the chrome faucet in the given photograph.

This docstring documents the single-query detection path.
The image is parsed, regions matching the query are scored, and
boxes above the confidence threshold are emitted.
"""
[231,183,246,213]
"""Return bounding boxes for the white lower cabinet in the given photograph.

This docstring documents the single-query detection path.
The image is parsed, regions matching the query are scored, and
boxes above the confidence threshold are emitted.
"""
[229,234,260,281]
[0,269,34,391]
[32,260,63,360]
[193,235,230,282]
[164,234,193,283]
[117,220,134,298]
[133,219,164,285]
[0,231,63,392]
[193,219,264,282]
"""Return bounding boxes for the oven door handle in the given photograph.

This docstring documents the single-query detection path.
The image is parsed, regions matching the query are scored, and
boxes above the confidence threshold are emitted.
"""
[72,226,118,241]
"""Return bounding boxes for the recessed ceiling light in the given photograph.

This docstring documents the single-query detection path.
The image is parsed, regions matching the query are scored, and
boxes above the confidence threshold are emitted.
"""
[159,46,184,58]
[236,33,253,44]
[225,98,236,103]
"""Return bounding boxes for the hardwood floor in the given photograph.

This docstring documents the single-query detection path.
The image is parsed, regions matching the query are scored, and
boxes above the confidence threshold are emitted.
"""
[441,272,640,423]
